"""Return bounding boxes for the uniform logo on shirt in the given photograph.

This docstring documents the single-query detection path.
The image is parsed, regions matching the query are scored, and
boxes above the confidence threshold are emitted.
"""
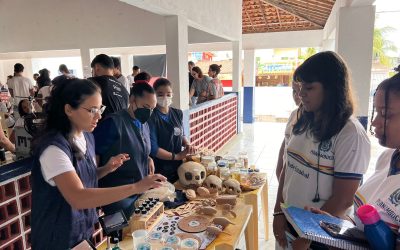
[320,140,332,152]
[174,127,182,136]
[389,188,400,207]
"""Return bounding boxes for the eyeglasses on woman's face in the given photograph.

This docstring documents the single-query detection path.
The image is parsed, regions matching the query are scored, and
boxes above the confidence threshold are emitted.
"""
[80,105,106,116]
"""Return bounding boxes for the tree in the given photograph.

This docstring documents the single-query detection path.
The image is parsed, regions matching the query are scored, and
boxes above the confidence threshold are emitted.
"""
[373,26,398,67]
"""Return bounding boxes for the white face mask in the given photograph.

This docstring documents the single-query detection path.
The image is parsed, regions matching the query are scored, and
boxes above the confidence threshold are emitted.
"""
[157,96,173,108]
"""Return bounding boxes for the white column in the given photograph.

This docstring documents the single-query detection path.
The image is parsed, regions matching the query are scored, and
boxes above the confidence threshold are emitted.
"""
[120,54,131,77]
[243,49,256,123]
[80,48,94,79]
[232,40,242,92]
[165,15,189,110]
[243,50,255,87]
[335,5,375,128]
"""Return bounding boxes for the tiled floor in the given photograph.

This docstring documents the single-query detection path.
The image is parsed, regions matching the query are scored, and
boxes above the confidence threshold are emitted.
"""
[217,122,384,250]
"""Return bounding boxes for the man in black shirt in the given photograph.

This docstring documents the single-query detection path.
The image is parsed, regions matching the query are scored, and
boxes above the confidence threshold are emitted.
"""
[188,61,195,92]
[89,54,129,120]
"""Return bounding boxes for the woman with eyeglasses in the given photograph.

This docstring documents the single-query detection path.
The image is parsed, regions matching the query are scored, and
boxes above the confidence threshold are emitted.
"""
[31,78,166,249]
[273,51,371,249]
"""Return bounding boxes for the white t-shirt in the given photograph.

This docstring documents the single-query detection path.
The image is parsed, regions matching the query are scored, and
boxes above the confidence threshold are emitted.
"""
[117,75,131,93]
[7,76,34,105]
[354,149,400,235]
[38,85,53,104]
[283,109,298,161]
[127,74,135,85]
[283,116,371,209]
[39,133,93,186]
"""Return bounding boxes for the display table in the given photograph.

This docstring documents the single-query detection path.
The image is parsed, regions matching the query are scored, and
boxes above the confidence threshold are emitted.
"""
[97,203,253,250]
[242,180,269,250]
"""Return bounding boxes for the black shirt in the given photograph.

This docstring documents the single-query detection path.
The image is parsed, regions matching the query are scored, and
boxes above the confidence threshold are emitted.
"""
[89,76,129,120]
[189,72,196,96]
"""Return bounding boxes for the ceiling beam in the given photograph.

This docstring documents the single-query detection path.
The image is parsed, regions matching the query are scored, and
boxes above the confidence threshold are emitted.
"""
[275,8,282,29]
[244,4,257,32]
[257,0,270,31]
[262,0,324,28]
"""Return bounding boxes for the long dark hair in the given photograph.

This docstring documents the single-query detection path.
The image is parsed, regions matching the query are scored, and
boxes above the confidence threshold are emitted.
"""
[371,72,400,145]
[191,66,203,78]
[293,51,354,142]
[37,68,51,89]
[34,78,100,159]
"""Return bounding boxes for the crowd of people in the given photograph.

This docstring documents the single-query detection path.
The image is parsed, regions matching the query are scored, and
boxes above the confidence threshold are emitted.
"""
[1,50,400,248]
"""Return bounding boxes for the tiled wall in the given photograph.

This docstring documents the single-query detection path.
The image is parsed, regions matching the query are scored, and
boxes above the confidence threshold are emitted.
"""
[189,96,238,152]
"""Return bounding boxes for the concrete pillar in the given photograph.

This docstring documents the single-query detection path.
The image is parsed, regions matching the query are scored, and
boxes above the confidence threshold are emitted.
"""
[165,15,189,111]
[165,15,190,137]
[243,49,256,123]
[80,48,95,79]
[232,40,243,132]
[335,5,375,129]
[120,54,132,77]
[322,39,335,52]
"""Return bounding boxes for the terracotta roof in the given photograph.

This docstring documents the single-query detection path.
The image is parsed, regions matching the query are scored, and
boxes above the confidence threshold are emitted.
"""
[242,0,335,34]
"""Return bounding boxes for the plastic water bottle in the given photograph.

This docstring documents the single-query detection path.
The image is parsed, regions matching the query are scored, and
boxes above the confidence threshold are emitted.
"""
[356,204,395,250]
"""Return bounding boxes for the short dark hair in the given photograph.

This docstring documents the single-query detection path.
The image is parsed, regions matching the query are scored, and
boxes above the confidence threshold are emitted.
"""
[153,78,171,91]
[14,63,24,73]
[188,61,195,66]
[90,54,114,69]
[111,57,121,69]
[133,66,140,71]
[59,64,70,74]
[134,71,151,82]
[130,82,155,97]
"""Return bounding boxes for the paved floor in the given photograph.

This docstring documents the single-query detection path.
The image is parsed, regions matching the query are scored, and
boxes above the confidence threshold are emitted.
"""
[217,122,384,249]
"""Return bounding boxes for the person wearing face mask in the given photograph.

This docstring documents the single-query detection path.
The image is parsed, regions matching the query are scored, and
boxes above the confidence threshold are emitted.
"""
[93,82,159,218]
[148,78,196,183]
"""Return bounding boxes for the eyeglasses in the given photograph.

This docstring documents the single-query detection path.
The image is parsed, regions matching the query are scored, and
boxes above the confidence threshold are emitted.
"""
[80,105,106,115]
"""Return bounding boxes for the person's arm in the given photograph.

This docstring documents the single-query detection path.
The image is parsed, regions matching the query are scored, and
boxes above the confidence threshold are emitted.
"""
[96,153,130,179]
[8,88,14,97]
[207,80,217,100]
[0,124,14,152]
[320,178,361,218]
[273,166,289,248]
[275,139,285,180]
[189,87,195,99]
[53,172,166,210]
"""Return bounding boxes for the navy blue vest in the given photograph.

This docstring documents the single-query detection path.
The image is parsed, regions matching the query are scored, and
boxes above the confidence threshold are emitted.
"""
[31,132,98,249]
[98,110,150,209]
[148,108,184,183]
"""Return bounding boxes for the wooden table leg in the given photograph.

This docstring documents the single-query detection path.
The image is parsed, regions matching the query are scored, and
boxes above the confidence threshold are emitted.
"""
[261,181,269,240]
[245,206,255,250]
[244,192,258,250]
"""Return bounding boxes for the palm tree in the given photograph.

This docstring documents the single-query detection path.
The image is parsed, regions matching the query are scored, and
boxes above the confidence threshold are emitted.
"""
[373,26,398,67]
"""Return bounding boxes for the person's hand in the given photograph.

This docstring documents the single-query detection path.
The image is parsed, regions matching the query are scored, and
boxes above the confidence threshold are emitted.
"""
[292,238,311,250]
[305,206,333,217]
[273,214,288,248]
[185,144,197,154]
[148,157,155,175]
[134,174,167,193]
[176,148,189,161]
[105,153,130,174]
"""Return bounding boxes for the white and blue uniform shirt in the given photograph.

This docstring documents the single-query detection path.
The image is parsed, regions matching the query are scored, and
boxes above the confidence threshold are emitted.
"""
[283,116,371,209]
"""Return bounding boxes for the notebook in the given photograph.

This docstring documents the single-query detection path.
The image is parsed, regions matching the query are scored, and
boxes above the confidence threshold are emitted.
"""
[281,205,370,250]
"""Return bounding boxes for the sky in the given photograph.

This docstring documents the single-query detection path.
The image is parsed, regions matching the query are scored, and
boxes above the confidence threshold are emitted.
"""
[375,0,400,56]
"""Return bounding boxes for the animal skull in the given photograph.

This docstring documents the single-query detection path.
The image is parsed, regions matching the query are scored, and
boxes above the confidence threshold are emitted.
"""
[204,175,223,193]
[178,161,206,188]
[223,179,241,195]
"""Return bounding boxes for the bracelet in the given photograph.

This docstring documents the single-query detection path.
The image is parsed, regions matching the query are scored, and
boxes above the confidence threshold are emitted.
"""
[273,211,284,217]
[171,152,175,160]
